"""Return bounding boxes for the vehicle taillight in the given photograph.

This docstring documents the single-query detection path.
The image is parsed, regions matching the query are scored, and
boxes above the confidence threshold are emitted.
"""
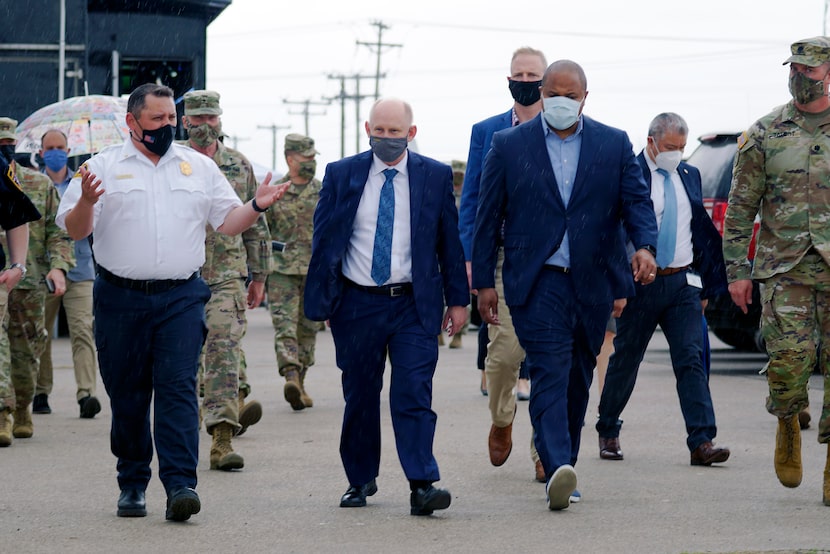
[708,199,728,235]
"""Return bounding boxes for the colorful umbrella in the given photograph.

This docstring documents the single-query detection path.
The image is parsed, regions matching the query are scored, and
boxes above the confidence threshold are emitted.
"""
[14,95,130,156]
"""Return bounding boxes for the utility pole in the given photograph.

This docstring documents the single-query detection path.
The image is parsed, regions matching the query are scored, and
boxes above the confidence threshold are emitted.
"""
[223,134,249,151]
[257,124,290,170]
[283,98,330,136]
[326,73,373,157]
[356,20,402,100]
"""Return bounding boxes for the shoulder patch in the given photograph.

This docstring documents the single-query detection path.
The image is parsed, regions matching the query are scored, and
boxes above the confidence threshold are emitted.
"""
[73,162,88,179]
[737,131,748,150]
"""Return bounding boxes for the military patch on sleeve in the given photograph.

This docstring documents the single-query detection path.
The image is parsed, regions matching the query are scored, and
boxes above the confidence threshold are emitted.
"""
[737,131,748,150]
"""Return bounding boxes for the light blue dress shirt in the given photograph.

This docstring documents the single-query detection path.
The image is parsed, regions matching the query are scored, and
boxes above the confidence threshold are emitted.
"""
[542,114,584,268]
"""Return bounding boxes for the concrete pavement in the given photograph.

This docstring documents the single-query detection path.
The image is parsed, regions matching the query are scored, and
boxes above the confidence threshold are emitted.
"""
[2,306,828,554]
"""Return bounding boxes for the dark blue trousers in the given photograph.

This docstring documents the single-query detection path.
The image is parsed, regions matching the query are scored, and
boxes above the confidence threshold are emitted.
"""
[596,271,717,451]
[94,277,210,494]
[329,287,440,488]
[510,271,611,479]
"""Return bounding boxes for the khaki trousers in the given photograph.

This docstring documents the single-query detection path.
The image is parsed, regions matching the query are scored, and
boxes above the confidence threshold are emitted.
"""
[39,280,97,401]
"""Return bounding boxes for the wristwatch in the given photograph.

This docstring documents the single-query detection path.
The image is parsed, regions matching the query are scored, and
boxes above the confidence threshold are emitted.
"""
[641,245,657,257]
[9,263,26,277]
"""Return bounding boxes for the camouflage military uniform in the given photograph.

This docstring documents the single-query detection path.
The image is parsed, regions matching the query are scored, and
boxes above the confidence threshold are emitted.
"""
[723,98,830,444]
[0,166,74,415]
[196,139,270,433]
[266,173,320,384]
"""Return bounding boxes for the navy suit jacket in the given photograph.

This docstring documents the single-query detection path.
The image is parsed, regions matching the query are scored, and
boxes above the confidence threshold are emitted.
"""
[458,108,512,259]
[304,150,469,334]
[636,152,727,299]
[472,113,658,307]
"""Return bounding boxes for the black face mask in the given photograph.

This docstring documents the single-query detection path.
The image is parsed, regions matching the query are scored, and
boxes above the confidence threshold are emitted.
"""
[0,144,16,164]
[136,124,174,157]
[508,79,543,106]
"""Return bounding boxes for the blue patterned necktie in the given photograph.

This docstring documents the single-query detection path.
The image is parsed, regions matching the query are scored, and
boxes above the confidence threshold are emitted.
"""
[655,168,677,269]
[371,168,398,285]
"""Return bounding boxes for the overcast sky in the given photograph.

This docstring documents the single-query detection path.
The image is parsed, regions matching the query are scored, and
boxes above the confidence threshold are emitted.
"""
[206,0,827,175]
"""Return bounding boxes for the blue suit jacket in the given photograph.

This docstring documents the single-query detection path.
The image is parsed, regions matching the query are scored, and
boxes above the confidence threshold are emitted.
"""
[304,150,469,334]
[458,109,512,259]
[636,152,727,299]
[472,113,658,307]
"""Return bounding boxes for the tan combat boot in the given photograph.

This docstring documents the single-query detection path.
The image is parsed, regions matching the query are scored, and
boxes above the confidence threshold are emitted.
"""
[775,415,801,488]
[449,333,462,349]
[299,368,314,408]
[437,334,445,346]
[823,444,830,506]
[210,422,244,471]
[0,408,12,447]
[237,391,262,436]
[283,369,305,411]
[12,406,33,439]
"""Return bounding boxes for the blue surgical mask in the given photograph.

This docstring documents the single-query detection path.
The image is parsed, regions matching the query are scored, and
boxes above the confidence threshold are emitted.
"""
[42,149,68,172]
[369,136,408,164]
[542,96,582,130]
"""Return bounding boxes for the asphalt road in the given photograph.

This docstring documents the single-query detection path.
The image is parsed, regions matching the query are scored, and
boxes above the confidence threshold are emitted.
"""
[2,306,828,554]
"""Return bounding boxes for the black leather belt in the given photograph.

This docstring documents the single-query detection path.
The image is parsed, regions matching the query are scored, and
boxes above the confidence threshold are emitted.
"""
[656,265,690,276]
[345,278,413,297]
[97,265,198,294]
[543,264,570,274]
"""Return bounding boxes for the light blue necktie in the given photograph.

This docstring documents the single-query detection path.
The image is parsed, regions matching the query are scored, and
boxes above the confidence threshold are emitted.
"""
[655,168,677,269]
[371,168,398,285]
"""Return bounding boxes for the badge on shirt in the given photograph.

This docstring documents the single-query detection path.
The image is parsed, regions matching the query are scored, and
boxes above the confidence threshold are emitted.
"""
[686,272,703,289]
[180,161,192,176]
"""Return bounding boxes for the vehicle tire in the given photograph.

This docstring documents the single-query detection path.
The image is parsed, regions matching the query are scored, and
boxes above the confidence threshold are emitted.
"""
[713,328,761,352]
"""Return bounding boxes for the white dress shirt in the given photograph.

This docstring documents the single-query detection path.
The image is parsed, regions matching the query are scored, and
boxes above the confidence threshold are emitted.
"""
[645,154,694,268]
[342,152,412,286]
[56,139,242,280]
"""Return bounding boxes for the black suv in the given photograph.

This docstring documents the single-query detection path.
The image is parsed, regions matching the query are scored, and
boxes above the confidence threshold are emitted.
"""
[686,132,763,351]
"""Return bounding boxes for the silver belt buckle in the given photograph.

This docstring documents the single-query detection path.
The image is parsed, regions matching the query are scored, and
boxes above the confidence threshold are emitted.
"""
[389,285,404,297]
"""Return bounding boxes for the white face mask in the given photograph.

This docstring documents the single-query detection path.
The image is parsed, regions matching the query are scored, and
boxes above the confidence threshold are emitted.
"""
[542,96,582,130]
[654,150,682,173]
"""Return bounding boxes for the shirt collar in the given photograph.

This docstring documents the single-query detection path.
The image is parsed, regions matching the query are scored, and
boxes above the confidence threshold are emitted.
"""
[371,150,409,178]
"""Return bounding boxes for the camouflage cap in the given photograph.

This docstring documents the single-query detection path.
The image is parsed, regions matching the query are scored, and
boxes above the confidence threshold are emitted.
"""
[451,160,466,174]
[783,36,830,67]
[183,90,223,116]
[284,133,319,156]
[0,117,18,141]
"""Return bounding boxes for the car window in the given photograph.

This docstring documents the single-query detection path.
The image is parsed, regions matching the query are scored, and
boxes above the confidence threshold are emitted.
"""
[686,134,739,199]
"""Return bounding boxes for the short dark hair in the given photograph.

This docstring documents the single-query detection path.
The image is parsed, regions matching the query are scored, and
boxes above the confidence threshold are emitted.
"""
[128,83,174,118]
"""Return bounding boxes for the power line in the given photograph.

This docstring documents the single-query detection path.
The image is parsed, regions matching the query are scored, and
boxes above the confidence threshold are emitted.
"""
[356,20,402,100]
[256,124,290,170]
[325,73,374,158]
[283,98,330,136]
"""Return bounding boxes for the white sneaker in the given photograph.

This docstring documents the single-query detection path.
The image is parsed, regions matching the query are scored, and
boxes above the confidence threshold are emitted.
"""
[546,464,577,510]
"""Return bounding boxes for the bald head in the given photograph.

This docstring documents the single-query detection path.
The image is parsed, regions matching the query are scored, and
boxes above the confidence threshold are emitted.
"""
[543,60,588,92]
[368,98,414,128]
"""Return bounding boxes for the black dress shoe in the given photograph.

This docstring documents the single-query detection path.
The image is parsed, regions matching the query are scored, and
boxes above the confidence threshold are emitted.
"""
[410,485,451,516]
[165,487,201,521]
[79,395,101,419]
[339,479,377,507]
[32,394,51,414]
[117,489,147,517]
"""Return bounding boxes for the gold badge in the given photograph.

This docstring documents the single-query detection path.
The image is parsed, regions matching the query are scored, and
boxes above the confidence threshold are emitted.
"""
[180,161,192,176]
[72,162,88,179]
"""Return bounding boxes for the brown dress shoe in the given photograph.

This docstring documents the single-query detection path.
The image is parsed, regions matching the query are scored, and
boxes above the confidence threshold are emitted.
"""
[489,422,513,466]
[534,460,546,483]
[599,436,623,460]
[690,441,730,466]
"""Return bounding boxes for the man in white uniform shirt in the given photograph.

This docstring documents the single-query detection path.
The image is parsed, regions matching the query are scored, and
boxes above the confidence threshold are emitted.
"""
[56,83,289,522]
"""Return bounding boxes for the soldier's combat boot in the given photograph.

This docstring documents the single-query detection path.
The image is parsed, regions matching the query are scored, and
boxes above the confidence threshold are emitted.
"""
[299,368,314,408]
[823,444,830,506]
[210,422,244,471]
[0,409,12,447]
[449,333,462,349]
[237,391,262,436]
[437,334,445,346]
[283,369,305,411]
[12,405,33,439]
[775,415,801,488]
